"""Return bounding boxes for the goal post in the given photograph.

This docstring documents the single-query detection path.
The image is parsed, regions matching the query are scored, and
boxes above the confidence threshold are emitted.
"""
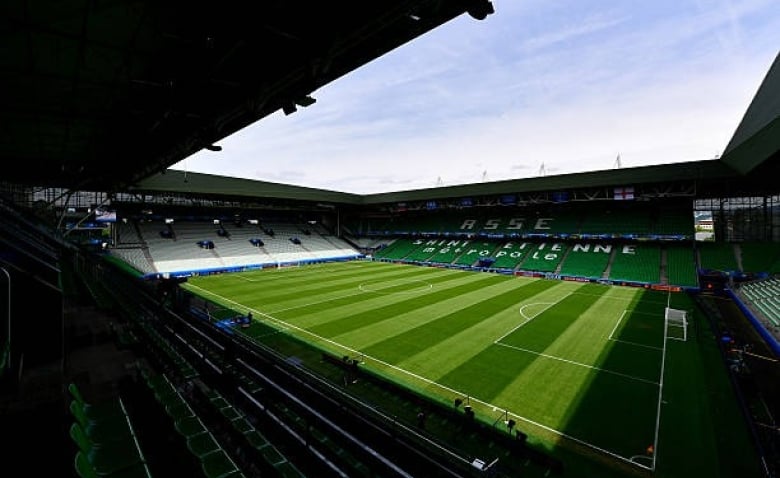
[665,307,688,341]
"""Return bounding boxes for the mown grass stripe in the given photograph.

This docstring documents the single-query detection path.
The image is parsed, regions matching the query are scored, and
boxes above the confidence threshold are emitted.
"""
[191,260,374,286]
[436,344,538,405]
[306,273,511,337]
[269,269,495,329]
[257,268,463,315]
[385,281,579,377]
[361,279,560,364]
[188,260,403,291]
[200,263,445,304]
[431,283,606,407]
[329,276,550,351]
[500,283,607,351]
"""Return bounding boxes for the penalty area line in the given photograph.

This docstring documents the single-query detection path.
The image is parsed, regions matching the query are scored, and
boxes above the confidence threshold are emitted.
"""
[494,292,572,343]
[608,310,627,340]
[494,342,659,386]
[608,310,662,351]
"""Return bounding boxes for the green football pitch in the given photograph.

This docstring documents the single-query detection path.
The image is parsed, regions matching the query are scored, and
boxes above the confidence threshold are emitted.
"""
[182,260,762,476]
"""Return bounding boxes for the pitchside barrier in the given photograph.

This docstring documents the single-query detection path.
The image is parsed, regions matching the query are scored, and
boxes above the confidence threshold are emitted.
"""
[320,349,564,474]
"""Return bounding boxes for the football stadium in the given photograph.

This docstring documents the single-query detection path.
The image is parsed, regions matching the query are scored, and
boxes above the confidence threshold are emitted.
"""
[1,2,779,478]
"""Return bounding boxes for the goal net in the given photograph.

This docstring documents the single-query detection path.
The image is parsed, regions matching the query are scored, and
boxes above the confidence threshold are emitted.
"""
[665,307,688,341]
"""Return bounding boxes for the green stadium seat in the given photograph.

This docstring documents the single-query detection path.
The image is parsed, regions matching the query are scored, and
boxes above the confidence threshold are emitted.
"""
[75,451,152,478]
[231,417,254,434]
[201,449,242,478]
[175,415,209,439]
[259,445,286,466]
[165,400,196,421]
[74,451,101,478]
[69,422,145,476]
[69,400,134,445]
[243,430,269,450]
[274,461,307,478]
[68,382,125,421]
[187,432,221,459]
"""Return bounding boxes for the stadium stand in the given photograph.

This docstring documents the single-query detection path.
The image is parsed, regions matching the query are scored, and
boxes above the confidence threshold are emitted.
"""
[373,238,420,261]
[739,278,780,329]
[426,239,474,264]
[665,244,700,287]
[739,242,780,275]
[580,209,651,237]
[608,244,661,284]
[490,241,532,270]
[698,242,740,274]
[349,199,717,286]
[559,243,613,279]
[518,242,568,273]
[452,241,501,267]
[109,219,361,277]
[404,239,441,262]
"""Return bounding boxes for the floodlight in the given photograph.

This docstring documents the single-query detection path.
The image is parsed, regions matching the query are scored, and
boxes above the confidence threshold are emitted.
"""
[295,95,316,107]
[467,0,494,20]
[282,102,297,115]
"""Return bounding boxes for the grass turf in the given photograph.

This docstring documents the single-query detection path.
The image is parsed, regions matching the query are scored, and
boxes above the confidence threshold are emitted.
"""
[183,260,763,477]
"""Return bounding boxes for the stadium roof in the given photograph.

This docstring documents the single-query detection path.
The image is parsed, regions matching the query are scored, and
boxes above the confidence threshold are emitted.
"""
[129,156,773,207]
[0,0,495,192]
[131,52,780,206]
[720,51,780,175]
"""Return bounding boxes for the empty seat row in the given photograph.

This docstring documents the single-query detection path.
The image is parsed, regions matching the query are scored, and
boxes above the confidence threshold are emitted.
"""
[68,382,153,478]
[141,367,245,478]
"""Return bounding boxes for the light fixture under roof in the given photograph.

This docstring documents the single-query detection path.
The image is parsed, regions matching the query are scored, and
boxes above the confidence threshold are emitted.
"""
[282,102,297,115]
[295,95,316,107]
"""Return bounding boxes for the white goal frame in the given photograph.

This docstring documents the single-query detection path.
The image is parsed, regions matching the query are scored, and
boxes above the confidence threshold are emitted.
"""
[664,307,688,341]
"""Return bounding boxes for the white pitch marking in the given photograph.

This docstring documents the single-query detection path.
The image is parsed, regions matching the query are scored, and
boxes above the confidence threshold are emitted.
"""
[494,292,573,343]
[494,342,659,386]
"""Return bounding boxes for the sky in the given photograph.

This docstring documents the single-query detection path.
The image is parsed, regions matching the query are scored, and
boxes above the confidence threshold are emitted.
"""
[172,0,780,195]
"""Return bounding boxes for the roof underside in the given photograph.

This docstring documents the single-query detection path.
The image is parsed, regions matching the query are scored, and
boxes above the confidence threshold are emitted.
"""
[132,158,774,207]
[131,169,361,204]
[0,0,494,192]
